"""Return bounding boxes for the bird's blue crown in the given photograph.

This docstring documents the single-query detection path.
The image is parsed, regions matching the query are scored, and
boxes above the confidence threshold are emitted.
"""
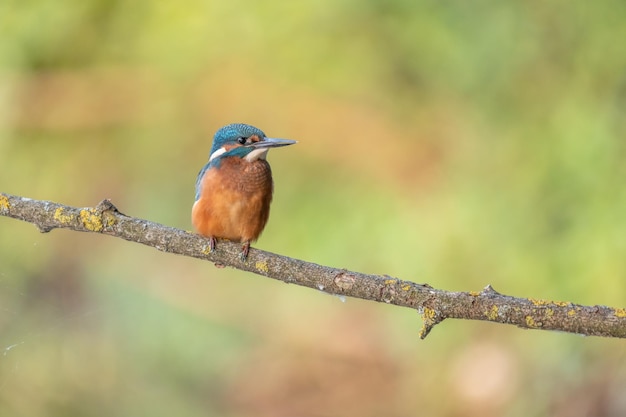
[210,123,266,155]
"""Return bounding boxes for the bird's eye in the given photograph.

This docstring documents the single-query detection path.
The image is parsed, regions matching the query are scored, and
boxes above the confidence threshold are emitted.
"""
[237,137,247,144]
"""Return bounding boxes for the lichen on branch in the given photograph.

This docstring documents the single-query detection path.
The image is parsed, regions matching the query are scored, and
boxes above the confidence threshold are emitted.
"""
[1,192,625,339]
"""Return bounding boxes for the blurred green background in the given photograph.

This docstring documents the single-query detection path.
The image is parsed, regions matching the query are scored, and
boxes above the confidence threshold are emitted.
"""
[1,1,626,416]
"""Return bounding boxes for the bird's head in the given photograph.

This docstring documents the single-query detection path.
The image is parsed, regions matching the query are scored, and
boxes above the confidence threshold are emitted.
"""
[195,123,295,201]
[208,123,296,166]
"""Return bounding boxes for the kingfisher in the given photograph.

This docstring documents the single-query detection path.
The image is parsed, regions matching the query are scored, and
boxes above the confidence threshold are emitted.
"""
[192,123,296,260]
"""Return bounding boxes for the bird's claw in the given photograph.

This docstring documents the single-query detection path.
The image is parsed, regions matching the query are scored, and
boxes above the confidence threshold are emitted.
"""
[208,236,249,261]
[240,242,250,261]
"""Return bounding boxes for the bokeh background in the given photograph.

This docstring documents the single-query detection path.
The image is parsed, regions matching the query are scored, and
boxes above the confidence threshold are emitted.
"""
[2,1,626,416]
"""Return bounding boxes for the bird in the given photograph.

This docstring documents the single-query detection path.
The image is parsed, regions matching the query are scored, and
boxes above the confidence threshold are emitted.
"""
[192,123,296,261]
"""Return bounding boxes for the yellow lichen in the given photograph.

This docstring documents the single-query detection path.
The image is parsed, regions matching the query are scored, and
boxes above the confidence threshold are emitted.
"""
[525,316,536,327]
[530,298,549,306]
[79,209,103,232]
[485,305,498,320]
[401,284,411,291]
[614,308,626,318]
[418,308,440,339]
[469,291,480,296]
[0,195,9,211]
[54,207,74,223]
[422,307,436,321]
[545,308,554,317]
[384,279,396,285]
[255,261,269,273]
[531,298,570,308]
[567,309,576,317]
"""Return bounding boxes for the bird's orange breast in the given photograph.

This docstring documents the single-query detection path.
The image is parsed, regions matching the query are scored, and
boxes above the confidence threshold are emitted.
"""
[192,157,273,243]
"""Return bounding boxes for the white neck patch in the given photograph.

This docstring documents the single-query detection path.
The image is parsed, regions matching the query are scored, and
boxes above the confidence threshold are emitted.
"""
[245,148,269,162]
[209,146,269,163]
[208,147,226,162]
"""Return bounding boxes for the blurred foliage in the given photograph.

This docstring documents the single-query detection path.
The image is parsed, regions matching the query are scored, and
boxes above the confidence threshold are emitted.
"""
[2,0,626,416]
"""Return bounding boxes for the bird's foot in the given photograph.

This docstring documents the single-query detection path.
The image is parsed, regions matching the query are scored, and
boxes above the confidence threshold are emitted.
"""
[209,236,217,253]
[240,241,251,261]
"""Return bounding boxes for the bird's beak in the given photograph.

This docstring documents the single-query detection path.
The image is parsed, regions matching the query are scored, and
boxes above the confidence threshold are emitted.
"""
[250,137,297,149]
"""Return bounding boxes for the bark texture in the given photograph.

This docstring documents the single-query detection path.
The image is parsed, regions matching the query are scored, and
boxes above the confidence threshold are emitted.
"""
[2,192,625,339]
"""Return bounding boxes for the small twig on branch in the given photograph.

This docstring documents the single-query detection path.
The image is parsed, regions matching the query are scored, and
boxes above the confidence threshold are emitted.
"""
[1,192,625,339]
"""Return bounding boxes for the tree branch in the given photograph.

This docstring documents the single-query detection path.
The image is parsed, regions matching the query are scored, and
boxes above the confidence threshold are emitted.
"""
[1,192,625,339]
